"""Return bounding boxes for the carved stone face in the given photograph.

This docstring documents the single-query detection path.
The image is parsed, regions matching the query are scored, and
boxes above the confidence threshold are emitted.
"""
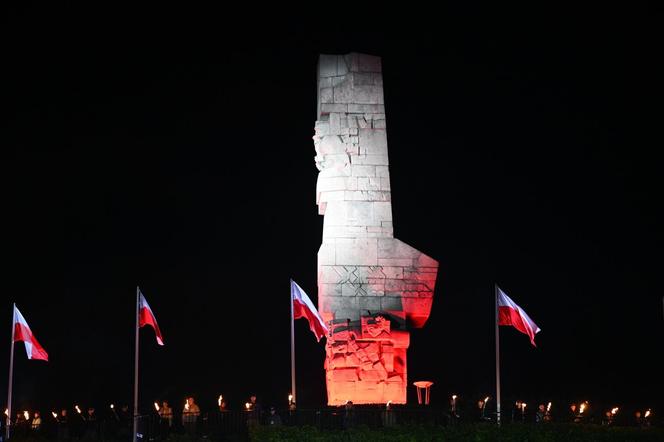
[313,133,349,175]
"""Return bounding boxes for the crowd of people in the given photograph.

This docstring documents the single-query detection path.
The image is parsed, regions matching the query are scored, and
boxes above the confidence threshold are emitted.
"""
[448,396,654,428]
[1,394,657,440]
[2,394,293,440]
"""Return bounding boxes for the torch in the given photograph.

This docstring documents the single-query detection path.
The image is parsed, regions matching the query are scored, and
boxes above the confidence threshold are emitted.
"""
[52,412,59,422]
[288,394,293,406]
[451,395,457,413]
[3,409,7,417]
[547,402,552,412]
[521,403,527,420]
[644,409,651,418]
[75,405,86,421]
[184,400,190,413]
[24,411,30,421]
[579,402,586,415]
[386,400,392,410]
[611,407,619,416]
[110,404,119,421]
[245,402,251,411]
[218,395,223,407]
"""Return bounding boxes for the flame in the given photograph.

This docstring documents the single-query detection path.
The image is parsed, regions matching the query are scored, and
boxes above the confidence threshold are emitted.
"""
[245,402,251,410]
[645,409,651,418]
[452,395,457,401]
[154,402,159,411]
[3,409,7,417]
[24,411,29,420]
[288,394,293,404]
[484,396,490,404]
[52,412,57,419]
[75,405,81,414]
[386,400,392,409]
[218,395,223,406]
[611,407,619,415]
[579,403,586,414]
[522,403,527,410]
[110,404,114,409]
[547,402,552,412]
[184,400,190,412]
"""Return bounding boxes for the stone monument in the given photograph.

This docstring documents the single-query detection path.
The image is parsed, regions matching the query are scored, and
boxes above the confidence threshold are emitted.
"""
[314,53,439,405]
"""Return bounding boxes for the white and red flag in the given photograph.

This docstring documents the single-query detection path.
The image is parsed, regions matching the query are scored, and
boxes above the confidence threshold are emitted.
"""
[138,290,164,346]
[497,287,541,347]
[13,305,48,361]
[290,279,328,342]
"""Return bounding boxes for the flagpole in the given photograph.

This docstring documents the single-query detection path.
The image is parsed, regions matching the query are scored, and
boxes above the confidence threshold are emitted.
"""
[6,304,16,440]
[290,280,296,405]
[132,287,140,442]
[495,284,501,426]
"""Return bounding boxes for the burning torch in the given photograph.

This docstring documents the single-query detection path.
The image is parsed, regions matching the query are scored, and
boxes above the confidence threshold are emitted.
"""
[75,405,86,422]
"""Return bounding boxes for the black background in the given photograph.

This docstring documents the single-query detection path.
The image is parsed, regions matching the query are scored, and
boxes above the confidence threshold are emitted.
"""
[2,4,663,417]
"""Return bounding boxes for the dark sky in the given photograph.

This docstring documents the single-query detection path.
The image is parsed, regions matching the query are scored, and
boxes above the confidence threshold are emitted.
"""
[2,5,663,416]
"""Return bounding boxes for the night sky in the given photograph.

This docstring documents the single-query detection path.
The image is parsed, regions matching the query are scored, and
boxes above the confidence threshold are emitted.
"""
[3,5,663,416]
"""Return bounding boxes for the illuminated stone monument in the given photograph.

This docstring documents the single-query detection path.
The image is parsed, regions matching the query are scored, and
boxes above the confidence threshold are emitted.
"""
[314,53,439,405]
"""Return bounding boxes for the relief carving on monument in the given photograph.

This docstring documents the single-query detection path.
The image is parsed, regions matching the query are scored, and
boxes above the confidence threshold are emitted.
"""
[314,53,439,405]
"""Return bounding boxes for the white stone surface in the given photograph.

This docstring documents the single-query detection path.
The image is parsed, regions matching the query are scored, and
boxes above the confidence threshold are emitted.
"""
[314,53,438,406]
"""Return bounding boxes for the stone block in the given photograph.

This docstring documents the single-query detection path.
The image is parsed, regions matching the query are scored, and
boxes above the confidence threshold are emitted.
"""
[353,85,385,104]
[331,368,359,382]
[357,297,382,313]
[353,72,374,85]
[319,55,340,77]
[335,238,378,266]
[359,129,388,155]
[321,103,347,114]
[344,53,359,72]
[331,75,347,87]
[318,243,336,265]
[333,82,354,103]
[376,166,390,178]
[320,87,333,103]
[351,165,376,177]
[359,54,382,72]
[348,104,385,114]
[351,154,389,166]
[378,258,414,267]
[373,202,392,224]
[329,112,341,134]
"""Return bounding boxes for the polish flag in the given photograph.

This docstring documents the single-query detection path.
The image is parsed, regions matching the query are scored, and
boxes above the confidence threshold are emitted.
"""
[497,287,541,347]
[291,280,328,342]
[13,305,48,361]
[139,290,164,346]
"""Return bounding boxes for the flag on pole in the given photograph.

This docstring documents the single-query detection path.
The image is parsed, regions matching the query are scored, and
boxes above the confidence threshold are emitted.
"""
[497,287,541,347]
[138,290,164,346]
[290,280,328,342]
[13,305,48,361]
